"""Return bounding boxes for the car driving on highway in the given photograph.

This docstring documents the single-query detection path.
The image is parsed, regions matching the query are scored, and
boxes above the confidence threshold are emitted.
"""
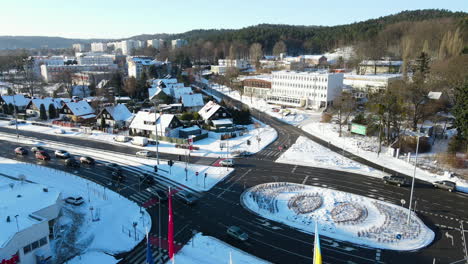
[383,175,409,187]
[136,150,151,157]
[31,146,45,153]
[220,159,235,167]
[35,151,50,161]
[227,226,248,241]
[55,150,71,159]
[80,156,95,165]
[106,163,122,172]
[65,158,80,168]
[433,180,456,192]
[14,147,28,155]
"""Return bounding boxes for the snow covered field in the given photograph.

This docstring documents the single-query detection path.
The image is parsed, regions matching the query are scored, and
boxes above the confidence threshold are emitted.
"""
[0,119,277,159]
[242,182,434,251]
[0,157,150,263]
[0,133,233,192]
[276,136,388,177]
[167,233,269,264]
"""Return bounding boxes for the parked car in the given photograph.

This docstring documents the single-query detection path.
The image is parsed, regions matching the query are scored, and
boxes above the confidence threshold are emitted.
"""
[178,191,197,205]
[433,181,456,192]
[65,196,84,206]
[114,135,131,142]
[220,159,235,167]
[80,156,95,165]
[54,129,65,134]
[227,226,249,241]
[136,150,151,157]
[35,151,50,161]
[106,163,122,172]
[65,158,80,168]
[55,150,70,159]
[147,187,168,202]
[383,175,409,187]
[14,147,28,155]
[31,146,45,153]
[232,151,253,157]
[132,136,148,147]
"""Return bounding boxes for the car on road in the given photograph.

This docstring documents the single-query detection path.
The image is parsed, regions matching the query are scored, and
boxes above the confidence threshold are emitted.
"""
[14,147,28,155]
[35,151,50,161]
[140,173,155,185]
[65,158,80,168]
[220,159,235,167]
[55,150,70,159]
[227,226,248,241]
[433,180,456,192]
[106,163,122,172]
[136,150,151,157]
[112,170,125,182]
[65,196,84,206]
[54,129,65,134]
[178,191,197,205]
[383,175,409,187]
[80,156,95,165]
[232,151,253,158]
[8,120,17,125]
[31,146,45,153]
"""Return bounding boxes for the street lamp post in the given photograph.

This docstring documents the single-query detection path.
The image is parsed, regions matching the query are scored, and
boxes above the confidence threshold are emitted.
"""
[407,135,420,225]
[153,191,162,254]
[154,101,160,165]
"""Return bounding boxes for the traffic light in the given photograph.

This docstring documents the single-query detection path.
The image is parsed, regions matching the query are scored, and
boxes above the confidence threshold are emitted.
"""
[168,160,174,167]
[154,165,158,172]
[247,140,251,146]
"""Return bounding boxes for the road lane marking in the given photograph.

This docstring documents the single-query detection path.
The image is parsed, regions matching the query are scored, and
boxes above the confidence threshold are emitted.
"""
[217,169,251,198]
[302,175,309,184]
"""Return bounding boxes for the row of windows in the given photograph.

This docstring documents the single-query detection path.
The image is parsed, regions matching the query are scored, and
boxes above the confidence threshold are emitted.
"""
[274,74,328,82]
[23,237,48,254]
[273,82,328,90]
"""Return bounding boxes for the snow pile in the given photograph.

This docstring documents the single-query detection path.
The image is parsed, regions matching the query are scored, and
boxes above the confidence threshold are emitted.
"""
[276,136,388,177]
[0,157,150,261]
[168,233,270,264]
[242,182,434,251]
[68,251,116,264]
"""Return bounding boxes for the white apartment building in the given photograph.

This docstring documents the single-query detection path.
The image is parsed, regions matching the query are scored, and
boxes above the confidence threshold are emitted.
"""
[218,59,249,69]
[72,43,89,52]
[343,73,402,93]
[0,181,62,264]
[77,54,115,65]
[268,71,343,109]
[29,56,65,78]
[127,57,163,79]
[41,64,118,82]
[91,42,106,52]
[147,39,164,49]
[121,40,137,55]
[171,39,187,49]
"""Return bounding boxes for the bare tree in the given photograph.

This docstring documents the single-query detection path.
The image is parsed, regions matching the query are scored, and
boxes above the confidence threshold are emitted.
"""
[272,41,287,56]
[249,43,263,69]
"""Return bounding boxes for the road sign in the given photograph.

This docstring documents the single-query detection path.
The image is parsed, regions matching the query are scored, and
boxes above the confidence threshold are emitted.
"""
[400,199,406,205]
[396,234,402,240]
[351,123,367,136]
[195,171,199,176]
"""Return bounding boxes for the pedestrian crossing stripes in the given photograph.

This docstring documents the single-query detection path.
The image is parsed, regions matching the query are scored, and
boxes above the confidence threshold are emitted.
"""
[118,235,170,264]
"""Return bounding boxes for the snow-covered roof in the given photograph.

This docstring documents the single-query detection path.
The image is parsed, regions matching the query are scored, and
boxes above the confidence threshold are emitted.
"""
[212,118,233,126]
[428,92,442,100]
[173,87,194,99]
[301,55,327,60]
[148,87,166,100]
[1,94,30,107]
[239,74,273,81]
[30,97,63,111]
[80,114,96,119]
[181,94,204,107]
[65,100,95,116]
[360,60,403,66]
[103,104,133,121]
[180,125,201,132]
[152,78,178,86]
[198,101,222,120]
[0,180,60,248]
[129,111,179,132]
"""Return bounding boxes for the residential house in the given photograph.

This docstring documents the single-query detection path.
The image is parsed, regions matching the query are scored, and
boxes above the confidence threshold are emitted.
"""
[0,94,31,112]
[198,101,232,124]
[241,76,272,99]
[96,104,133,128]
[25,98,64,118]
[181,94,204,112]
[61,100,96,122]
[129,111,182,138]
[358,60,402,75]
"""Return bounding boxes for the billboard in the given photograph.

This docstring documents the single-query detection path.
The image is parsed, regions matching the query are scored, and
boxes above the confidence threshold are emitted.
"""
[351,123,367,136]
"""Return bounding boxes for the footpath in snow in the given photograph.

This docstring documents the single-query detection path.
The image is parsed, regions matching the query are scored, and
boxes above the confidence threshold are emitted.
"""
[0,157,150,263]
[0,133,233,192]
[276,136,388,177]
[242,182,434,251]
[166,233,270,264]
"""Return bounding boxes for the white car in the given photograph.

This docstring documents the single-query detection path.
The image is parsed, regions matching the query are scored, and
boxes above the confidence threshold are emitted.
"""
[220,159,234,167]
[136,150,151,157]
[54,129,65,134]
[55,150,70,159]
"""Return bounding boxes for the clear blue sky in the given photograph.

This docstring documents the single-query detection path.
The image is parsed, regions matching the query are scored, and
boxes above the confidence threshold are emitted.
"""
[1,0,466,39]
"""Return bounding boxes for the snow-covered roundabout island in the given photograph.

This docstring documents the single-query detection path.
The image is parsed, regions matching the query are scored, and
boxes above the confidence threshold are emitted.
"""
[242,182,435,251]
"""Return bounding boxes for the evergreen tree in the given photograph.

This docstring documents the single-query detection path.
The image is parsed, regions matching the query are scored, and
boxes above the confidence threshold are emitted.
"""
[1,104,8,114]
[48,104,56,119]
[8,103,14,115]
[453,81,468,142]
[39,104,48,120]
[100,116,106,129]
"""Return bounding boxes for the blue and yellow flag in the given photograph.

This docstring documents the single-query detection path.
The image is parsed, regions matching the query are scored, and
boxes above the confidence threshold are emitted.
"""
[313,223,322,264]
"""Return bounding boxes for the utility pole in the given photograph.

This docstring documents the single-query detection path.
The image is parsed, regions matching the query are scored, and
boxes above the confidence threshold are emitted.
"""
[12,93,19,141]
[153,101,160,164]
[407,136,420,225]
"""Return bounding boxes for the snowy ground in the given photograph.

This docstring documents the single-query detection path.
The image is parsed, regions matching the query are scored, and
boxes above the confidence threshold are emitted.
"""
[276,136,388,177]
[166,233,270,264]
[0,132,233,192]
[0,157,150,263]
[0,119,277,159]
[207,83,468,193]
[242,182,434,251]
[68,252,117,264]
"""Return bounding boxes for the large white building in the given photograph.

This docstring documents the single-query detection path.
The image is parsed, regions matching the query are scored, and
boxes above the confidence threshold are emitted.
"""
[147,39,164,49]
[40,64,118,83]
[29,56,65,78]
[0,180,61,264]
[77,54,115,65]
[127,57,163,79]
[267,71,344,109]
[90,42,107,52]
[171,39,187,49]
[343,73,402,93]
[121,40,137,55]
[72,43,89,52]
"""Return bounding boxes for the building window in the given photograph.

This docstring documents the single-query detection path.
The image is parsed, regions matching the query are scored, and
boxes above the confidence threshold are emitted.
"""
[32,240,40,250]
[24,244,32,254]
[39,237,48,247]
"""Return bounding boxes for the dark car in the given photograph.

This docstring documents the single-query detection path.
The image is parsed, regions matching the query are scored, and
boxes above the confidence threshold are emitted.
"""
[65,158,80,168]
[383,175,409,187]
[140,173,155,185]
[433,181,456,192]
[147,187,168,202]
[227,226,249,241]
[232,151,253,157]
[35,151,50,161]
[112,170,125,182]
[178,191,197,205]
[80,156,95,165]
[31,146,45,153]
[14,147,28,155]
[106,163,122,172]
